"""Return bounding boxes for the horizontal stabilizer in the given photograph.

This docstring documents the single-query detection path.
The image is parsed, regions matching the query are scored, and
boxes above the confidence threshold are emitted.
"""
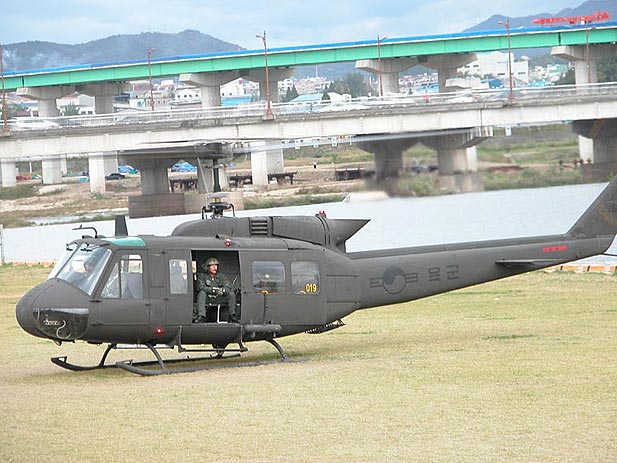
[495,258,562,268]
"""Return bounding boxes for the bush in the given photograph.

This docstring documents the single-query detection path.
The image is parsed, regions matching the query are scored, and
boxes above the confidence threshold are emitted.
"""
[244,193,346,210]
[0,184,36,200]
[483,167,581,191]
[376,175,444,197]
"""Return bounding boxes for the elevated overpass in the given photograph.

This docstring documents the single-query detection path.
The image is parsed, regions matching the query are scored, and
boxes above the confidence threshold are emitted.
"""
[4,21,617,91]
[3,21,617,111]
[2,83,617,216]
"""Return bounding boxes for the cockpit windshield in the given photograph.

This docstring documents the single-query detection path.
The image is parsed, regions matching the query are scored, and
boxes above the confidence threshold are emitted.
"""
[51,243,111,295]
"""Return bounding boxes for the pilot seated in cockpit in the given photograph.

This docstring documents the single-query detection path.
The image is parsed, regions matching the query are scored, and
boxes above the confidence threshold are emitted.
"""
[194,257,238,323]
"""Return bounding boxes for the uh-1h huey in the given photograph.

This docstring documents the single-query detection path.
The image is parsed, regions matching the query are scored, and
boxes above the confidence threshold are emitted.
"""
[15,176,617,375]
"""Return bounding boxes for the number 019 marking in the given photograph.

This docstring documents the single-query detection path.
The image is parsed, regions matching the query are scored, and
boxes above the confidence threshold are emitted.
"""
[305,283,318,293]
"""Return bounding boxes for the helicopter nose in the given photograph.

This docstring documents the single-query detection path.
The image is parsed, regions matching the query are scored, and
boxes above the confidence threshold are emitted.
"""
[16,280,91,341]
[16,281,52,338]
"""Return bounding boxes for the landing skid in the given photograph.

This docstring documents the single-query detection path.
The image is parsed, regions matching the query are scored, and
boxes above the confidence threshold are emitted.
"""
[50,338,292,376]
[51,343,117,371]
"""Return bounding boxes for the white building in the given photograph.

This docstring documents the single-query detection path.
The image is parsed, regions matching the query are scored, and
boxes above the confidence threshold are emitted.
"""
[57,92,95,115]
[459,51,529,85]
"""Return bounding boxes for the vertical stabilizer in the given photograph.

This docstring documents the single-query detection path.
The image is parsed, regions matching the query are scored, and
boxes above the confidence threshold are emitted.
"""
[567,177,617,239]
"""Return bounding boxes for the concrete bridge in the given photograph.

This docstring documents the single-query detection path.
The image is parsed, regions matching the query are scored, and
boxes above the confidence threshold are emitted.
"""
[4,20,617,103]
[2,83,617,216]
[2,22,617,216]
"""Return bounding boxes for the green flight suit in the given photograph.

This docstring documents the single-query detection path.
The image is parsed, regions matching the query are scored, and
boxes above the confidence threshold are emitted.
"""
[194,270,237,322]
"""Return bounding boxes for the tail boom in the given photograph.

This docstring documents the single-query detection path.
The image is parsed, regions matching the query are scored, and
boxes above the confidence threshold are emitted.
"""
[351,178,617,311]
[352,233,611,310]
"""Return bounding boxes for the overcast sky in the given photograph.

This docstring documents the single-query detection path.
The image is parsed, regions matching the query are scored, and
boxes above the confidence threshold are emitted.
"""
[4,0,586,49]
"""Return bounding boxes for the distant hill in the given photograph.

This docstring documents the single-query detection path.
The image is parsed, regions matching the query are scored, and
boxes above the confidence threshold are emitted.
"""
[2,30,242,72]
[465,0,617,32]
[464,0,617,58]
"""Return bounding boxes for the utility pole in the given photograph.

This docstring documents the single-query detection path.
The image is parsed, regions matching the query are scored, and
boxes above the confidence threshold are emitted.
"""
[377,35,387,98]
[256,31,273,118]
[498,19,514,102]
[1,44,8,133]
[147,48,156,112]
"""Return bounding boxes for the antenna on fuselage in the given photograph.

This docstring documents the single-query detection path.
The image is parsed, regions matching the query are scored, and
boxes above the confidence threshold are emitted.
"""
[114,215,128,237]
[72,224,100,239]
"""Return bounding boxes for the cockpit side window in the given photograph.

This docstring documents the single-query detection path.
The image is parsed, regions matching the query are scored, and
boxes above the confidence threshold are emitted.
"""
[101,254,144,299]
[48,247,77,280]
[54,244,111,296]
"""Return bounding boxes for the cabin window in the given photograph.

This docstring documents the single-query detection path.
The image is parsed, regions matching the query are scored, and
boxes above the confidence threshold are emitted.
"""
[252,261,285,293]
[291,261,320,294]
[169,259,188,295]
[101,254,144,299]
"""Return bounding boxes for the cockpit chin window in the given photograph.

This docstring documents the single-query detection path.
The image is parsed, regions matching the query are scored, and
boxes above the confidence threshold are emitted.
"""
[51,244,111,296]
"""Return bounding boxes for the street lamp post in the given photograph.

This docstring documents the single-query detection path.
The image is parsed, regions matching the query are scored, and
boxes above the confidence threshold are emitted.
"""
[377,35,387,98]
[498,19,514,102]
[585,24,592,84]
[256,31,273,117]
[1,44,8,133]
[147,47,156,112]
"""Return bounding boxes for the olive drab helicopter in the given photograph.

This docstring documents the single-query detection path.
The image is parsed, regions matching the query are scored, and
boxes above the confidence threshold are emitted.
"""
[16,174,617,376]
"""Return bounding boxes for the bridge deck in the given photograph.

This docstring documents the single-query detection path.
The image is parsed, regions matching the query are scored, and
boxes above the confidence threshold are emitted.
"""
[4,22,617,90]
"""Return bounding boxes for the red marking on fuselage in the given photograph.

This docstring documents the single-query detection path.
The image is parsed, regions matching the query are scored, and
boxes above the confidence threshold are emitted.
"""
[543,244,568,253]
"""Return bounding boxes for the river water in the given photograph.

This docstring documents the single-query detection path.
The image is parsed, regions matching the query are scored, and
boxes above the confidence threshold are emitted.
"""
[3,182,616,263]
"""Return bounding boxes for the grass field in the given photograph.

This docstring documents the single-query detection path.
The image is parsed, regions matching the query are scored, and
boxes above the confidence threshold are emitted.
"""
[1,266,616,462]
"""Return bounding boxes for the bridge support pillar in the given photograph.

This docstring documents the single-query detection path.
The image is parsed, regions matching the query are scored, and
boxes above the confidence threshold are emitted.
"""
[42,158,63,185]
[572,118,617,165]
[104,155,119,176]
[248,141,285,187]
[250,141,269,187]
[357,139,416,181]
[267,143,284,174]
[355,58,418,95]
[421,53,477,92]
[578,137,594,163]
[16,86,76,118]
[195,159,229,193]
[422,129,488,192]
[1,159,17,187]
[116,154,214,218]
[179,71,240,107]
[88,153,107,194]
[554,45,617,165]
[77,83,130,114]
[552,44,616,85]
[244,68,294,105]
[132,158,170,195]
[126,158,177,218]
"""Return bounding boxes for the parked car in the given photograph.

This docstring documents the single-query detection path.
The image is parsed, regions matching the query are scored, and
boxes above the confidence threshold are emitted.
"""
[105,172,126,180]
